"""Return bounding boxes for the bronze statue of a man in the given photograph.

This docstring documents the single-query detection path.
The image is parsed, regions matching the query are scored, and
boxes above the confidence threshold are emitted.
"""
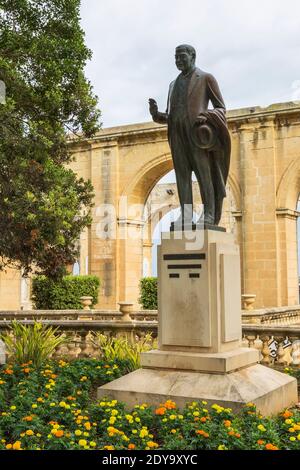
[149,44,231,227]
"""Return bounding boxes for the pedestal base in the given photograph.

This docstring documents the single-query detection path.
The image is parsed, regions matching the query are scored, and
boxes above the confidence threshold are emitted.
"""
[97,364,297,416]
[141,348,260,374]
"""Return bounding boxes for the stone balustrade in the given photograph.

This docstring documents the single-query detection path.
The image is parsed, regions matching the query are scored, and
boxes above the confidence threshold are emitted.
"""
[0,307,299,366]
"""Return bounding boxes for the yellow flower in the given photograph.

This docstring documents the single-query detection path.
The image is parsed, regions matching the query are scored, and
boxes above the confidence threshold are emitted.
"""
[32,404,38,409]
[297,434,300,441]
[84,422,91,431]
[257,424,266,432]
[290,437,296,442]
[135,417,141,423]
[83,432,90,437]
[140,429,149,438]
[90,441,97,447]
[170,415,177,420]
[78,439,87,447]
[25,430,34,436]
[171,429,177,434]
[285,419,293,425]
[80,376,88,382]
[103,445,114,450]
[75,430,82,436]
[218,444,227,450]
[50,403,56,407]
[111,410,118,416]
[12,441,22,450]
[6,444,12,449]
[10,406,16,410]
[193,411,200,417]
[202,401,207,405]
[289,428,295,433]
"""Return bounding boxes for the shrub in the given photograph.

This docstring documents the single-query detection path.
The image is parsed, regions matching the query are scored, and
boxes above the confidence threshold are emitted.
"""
[1,321,68,368]
[139,277,157,310]
[94,333,157,371]
[32,275,100,309]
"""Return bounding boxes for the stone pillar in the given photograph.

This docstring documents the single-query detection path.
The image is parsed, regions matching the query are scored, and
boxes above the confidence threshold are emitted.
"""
[90,143,119,309]
[118,219,144,309]
[277,209,300,306]
[240,119,279,307]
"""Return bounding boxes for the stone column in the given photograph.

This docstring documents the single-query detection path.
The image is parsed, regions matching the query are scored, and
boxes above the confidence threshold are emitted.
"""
[277,209,300,306]
[90,142,119,309]
[117,219,144,309]
[240,118,279,307]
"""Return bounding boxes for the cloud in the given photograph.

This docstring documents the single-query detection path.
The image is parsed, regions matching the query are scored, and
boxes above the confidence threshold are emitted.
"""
[80,0,300,127]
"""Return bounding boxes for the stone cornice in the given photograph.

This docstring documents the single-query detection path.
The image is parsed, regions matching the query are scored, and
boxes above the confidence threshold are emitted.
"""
[68,101,300,148]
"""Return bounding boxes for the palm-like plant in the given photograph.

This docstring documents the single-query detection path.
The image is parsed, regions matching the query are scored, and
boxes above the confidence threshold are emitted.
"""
[95,333,157,371]
[1,320,68,368]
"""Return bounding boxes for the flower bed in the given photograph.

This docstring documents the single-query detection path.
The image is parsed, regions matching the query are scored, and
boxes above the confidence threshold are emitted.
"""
[0,359,299,450]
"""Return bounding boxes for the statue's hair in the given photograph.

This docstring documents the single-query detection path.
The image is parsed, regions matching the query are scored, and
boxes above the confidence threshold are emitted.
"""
[175,44,196,61]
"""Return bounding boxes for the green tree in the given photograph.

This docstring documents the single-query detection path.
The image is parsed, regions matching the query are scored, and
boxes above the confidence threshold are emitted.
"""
[0,0,101,277]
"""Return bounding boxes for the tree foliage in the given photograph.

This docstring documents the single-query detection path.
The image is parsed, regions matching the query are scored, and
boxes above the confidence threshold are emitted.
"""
[0,0,101,277]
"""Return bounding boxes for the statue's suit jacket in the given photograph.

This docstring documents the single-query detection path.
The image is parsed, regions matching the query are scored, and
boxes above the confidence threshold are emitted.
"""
[154,67,231,217]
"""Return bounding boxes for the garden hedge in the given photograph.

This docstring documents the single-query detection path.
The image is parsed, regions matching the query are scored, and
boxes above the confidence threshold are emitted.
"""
[32,275,100,309]
[139,277,158,310]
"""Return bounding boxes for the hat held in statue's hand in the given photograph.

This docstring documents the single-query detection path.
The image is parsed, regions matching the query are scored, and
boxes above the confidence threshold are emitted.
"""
[191,122,217,149]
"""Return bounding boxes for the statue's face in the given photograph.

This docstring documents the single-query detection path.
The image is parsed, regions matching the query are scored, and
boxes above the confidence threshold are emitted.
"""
[175,49,194,74]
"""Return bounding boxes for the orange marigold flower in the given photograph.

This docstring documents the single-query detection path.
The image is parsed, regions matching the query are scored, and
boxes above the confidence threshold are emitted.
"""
[54,430,64,438]
[235,433,241,438]
[257,440,265,445]
[265,443,279,451]
[282,410,293,419]
[200,417,207,423]
[196,430,209,438]
[164,400,176,410]
[4,369,13,375]
[224,420,231,428]
[155,407,166,416]
[128,444,136,450]
[23,368,30,374]
[12,441,22,450]
[228,431,235,436]
[22,416,33,422]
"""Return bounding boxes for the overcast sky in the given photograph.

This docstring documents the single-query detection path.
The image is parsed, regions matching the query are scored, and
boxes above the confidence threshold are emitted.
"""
[80,0,300,128]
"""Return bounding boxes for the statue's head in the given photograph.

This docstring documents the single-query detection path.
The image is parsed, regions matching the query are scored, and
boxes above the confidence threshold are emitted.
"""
[175,44,196,73]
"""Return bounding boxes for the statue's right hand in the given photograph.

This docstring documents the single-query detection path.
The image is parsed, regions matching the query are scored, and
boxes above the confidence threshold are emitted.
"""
[149,98,158,117]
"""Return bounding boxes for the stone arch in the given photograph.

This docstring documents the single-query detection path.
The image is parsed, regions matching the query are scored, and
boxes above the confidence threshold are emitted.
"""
[277,157,300,210]
[119,153,173,210]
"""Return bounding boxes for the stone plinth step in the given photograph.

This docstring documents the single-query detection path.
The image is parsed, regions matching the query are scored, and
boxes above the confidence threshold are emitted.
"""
[141,348,260,374]
[97,364,297,416]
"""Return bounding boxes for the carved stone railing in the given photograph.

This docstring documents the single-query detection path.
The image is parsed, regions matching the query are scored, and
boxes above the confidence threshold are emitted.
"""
[0,307,299,366]
[242,305,300,326]
[0,309,158,322]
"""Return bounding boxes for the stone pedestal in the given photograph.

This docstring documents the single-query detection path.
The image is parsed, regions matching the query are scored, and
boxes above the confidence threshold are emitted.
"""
[98,229,297,415]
